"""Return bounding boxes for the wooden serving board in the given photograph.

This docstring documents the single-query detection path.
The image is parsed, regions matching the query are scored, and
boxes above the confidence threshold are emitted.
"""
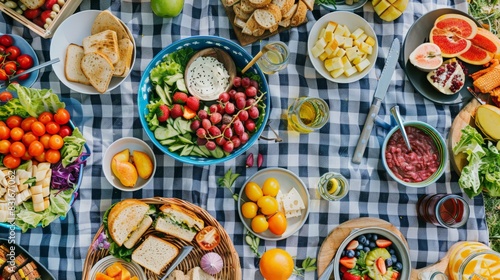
[410,241,468,279]
[447,99,481,175]
[222,3,307,46]
[316,218,409,279]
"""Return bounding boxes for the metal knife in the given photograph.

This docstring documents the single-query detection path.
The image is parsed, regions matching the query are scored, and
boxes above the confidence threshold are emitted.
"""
[352,38,401,164]
[318,256,336,280]
[160,245,193,280]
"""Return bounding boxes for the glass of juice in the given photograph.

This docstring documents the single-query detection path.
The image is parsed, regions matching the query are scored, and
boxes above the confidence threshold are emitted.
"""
[287,97,330,133]
[447,241,500,280]
[317,172,349,201]
[256,42,289,74]
[416,194,470,228]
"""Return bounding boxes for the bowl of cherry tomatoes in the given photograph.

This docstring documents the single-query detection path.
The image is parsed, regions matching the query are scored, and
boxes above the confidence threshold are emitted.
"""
[0,33,39,90]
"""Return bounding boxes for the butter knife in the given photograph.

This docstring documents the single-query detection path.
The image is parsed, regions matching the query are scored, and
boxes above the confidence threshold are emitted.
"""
[352,38,400,164]
[160,245,193,280]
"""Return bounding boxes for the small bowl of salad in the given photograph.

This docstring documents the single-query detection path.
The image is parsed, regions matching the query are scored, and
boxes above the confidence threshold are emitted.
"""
[137,36,270,166]
[0,84,89,232]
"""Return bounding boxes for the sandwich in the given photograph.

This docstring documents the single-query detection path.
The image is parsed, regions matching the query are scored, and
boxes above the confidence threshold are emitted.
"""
[166,267,215,280]
[106,199,153,249]
[131,235,178,275]
[154,204,204,242]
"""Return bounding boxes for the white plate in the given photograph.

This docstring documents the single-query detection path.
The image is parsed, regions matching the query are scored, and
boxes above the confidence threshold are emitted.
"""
[307,11,378,83]
[238,168,310,241]
[49,10,136,94]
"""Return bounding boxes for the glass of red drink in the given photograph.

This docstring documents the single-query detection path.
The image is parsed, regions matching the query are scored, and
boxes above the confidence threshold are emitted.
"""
[416,194,470,228]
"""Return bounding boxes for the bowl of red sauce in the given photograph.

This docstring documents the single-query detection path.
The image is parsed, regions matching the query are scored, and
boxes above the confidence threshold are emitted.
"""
[381,121,448,187]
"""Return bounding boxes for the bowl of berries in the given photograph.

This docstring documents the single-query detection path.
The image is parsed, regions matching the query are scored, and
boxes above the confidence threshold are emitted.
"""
[334,227,411,280]
[138,36,270,166]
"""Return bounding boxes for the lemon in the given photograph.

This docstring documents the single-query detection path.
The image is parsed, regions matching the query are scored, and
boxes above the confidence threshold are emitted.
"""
[327,178,339,195]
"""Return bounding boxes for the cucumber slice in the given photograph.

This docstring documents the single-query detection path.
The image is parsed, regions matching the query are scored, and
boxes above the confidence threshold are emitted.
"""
[178,135,193,144]
[192,146,208,157]
[169,144,185,152]
[160,139,177,146]
[154,126,169,140]
[210,146,225,158]
[176,79,187,92]
[180,145,194,156]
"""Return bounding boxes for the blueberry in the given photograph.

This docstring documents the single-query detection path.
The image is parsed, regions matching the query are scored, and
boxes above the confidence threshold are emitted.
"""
[389,248,395,255]
[369,242,376,249]
[391,255,398,263]
[371,234,378,241]
[356,250,361,257]
[358,235,367,244]
[357,244,364,250]
[385,258,393,267]
[366,234,372,239]
[395,262,403,271]
[346,250,355,258]
[363,247,371,253]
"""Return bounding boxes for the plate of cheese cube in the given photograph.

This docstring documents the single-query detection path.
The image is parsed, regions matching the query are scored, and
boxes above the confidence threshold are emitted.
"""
[238,167,310,241]
[308,11,378,83]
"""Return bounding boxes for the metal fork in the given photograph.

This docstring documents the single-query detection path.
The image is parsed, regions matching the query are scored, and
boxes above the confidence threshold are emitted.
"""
[0,58,60,88]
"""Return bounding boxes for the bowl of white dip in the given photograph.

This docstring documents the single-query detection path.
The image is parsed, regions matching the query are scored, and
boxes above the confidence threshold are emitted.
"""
[137,36,270,166]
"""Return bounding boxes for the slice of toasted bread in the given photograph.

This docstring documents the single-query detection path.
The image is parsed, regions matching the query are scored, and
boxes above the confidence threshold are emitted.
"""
[301,0,315,10]
[222,0,240,6]
[132,236,178,275]
[234,17,248,29]
[253,4,282,30]
[91,10,129,40]
[242,14,265,37]
[240,0,256,13]
[64,44,91,85]
[272,0,294,15]
[81,52,115,93]
[19,0,44,9]
[233,3,252,21]
[282,3,297,19]
[83,30,120,65]
[248,0,272,8]
[291,0,307,27]
[113,38,134,77]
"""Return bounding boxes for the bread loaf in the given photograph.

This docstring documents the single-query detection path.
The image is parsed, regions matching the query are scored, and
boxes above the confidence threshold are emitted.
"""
[81,52,115,94]
[64,44,90,85]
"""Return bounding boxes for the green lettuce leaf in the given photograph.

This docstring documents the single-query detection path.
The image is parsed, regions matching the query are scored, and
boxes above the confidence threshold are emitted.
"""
[0,98,30,120]
[8,84,65,117]
[60,127,86,167]
[16,202,44,230]
[49,189,73,217]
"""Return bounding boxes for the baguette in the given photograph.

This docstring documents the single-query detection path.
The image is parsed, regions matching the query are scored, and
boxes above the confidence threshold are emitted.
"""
[248,0,272,8]
[113,38,134,77]
[222,0,240,6]
[291,0,307,27]
[272,0,294,15]
[132,236,178,275]
[83,30,120,65]
[253,4,282,30]
[64,44,91,85]
[81,52,115,94]
[301,0,315,11]
[242,14,265,37]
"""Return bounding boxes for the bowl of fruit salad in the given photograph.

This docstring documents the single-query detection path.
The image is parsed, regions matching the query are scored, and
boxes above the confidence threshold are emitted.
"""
[334,227,411,280]
[138,36,270,166]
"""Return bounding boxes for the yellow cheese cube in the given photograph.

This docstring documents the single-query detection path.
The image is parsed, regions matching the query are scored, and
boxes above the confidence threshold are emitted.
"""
[330,68,345,78]
[324,39,339,55]
[325,21,338,32]
[319,28,326,40]
[334,35,346,47]
[360,42,373,54]
[352,56,363,65]
[355,59,371,72]
[343,37,353,48]
[311,45,325,58]
[335,48,346,57]
[350,28,365,40]
[334,25,345,36]
[324,30,334,42]
[315,37,327,49]
[358,33,368,43]
[342,56,352,70]
[344,66,358,77]
[365,36,376,46]
[319,52,329,61]
[327,48,338,58]
[345,46,361,61]
[324,57,344,71]
[342,25,351,37]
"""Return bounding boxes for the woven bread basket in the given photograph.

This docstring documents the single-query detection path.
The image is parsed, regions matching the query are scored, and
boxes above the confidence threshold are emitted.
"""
[82,197,241,280]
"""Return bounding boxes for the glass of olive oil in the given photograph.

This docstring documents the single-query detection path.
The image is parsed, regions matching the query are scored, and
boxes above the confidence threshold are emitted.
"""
[256,42,289,74]
[318,172,349,201]
[287,97,330,133]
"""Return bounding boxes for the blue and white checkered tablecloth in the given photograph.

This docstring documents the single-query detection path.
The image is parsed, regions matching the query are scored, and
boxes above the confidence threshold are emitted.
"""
[0,0,489,279]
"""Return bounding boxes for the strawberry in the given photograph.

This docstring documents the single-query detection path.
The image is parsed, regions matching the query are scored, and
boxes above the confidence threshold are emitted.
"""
[185,96,200,111]
[172,92,188,104]
[170,104,183,119]
[340,265,348,274]
[375,257,387,275]
[375,239,392,248]
[339,256,357,269]
[157,105,170,122]
[346,240,359,250]
[342,271,361,280]
[391,271,400,280]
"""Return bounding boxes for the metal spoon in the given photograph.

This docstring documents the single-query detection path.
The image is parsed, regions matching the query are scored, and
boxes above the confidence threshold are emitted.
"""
[390,105,412,151]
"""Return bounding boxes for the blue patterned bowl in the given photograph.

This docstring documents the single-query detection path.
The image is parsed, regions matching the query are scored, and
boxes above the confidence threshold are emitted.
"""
[138,36,270,166]
[0,33,39,91]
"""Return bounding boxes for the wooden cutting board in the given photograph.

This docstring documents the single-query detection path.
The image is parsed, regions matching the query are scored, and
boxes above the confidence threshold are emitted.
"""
[447,99,481,175]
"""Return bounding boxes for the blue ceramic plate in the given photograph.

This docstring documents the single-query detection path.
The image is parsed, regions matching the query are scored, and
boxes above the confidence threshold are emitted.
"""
[0,33,39,90]
[138,36,270,166]
[320,0,368,11]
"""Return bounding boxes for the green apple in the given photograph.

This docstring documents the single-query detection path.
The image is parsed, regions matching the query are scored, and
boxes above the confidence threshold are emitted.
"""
[151,0,184,18]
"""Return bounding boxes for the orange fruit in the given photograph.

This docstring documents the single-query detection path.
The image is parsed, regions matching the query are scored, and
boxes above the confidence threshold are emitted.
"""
[259,248,294,280]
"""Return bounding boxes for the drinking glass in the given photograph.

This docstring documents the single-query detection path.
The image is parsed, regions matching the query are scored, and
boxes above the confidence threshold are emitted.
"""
[416,194,470,228]
[287,97,329,133]
[318,172,349,201]
[256,42,289,74]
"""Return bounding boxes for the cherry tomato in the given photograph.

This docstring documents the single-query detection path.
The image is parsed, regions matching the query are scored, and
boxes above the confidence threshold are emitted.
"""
[0,69,8,81]
[21,116,37,132]
[30,121,46,136]
[262,177,280,197]
[0,45,5,54]
[0,35,13,47]
[45,149,60,164]
[195,226,221,251]
[241,201,258,219]
[48,134,63,150]
[3,154,20,169]
[9,127,24,141]
[14,69,29,81]
[268,212,287,235]
[6,115,22,129]
[5,46,21,61]
[21,151,32,161]
[38,112,53,125]
[0,121,5,126]
[3,61,17,75]
[58,125,72,138]
[251,214,269,233]
[257,196,279,216]
[245,181,263,202]
[16,54,34,70]
[45,121,60,135]
[53,108,70,125]
[23,9,41,20]
[22,132,38,147]
[0,91,13,102]
[28,140,44,157]
[0,140,11,154]
[0,125,10,140]
[34,151,46,163]
[9,142,25,158]
[39,134,50,149]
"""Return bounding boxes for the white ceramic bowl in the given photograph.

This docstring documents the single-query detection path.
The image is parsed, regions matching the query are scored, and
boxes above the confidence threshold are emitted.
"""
[103,137,156,191]
[238,167,310,241]
[49,10,136,94]
[307,11,378,83]
[89,255,147,280]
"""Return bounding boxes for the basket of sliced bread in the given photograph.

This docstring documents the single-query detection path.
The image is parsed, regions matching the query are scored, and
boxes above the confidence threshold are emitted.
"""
[50,10,136,94]
[83,197,241,280]
[222,0,313,45]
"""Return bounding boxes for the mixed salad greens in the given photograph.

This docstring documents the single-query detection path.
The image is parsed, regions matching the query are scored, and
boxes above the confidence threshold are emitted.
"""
[469,0,500,37]
[453,125,500,198]
[0,84,87,232]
